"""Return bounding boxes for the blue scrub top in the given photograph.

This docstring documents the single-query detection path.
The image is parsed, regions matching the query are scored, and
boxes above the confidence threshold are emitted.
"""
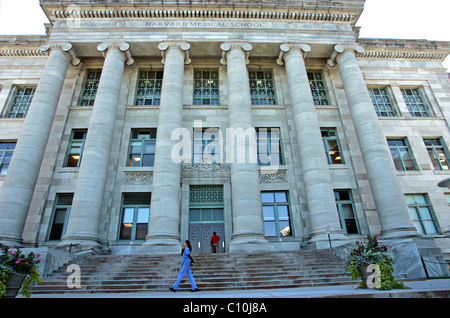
[181,247,192,266]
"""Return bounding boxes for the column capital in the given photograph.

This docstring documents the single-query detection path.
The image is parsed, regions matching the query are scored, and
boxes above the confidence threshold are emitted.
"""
[97,41,134,65]
[158,41,191,65]
[220,41,252,65]
[276,43,311,66]
[40,42,81,66]
[327,44,364,67]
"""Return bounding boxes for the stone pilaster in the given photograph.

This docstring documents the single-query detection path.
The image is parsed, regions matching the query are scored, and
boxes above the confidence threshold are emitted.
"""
[328,44,420,239]
[278,43,348,247]
[221,42,267,252]
[58,42,133,252]
[0,43,79,246]
[144,41,190,253]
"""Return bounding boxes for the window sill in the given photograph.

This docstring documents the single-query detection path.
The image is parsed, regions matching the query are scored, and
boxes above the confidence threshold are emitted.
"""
[396,170,423,176]
[123,166,154,172]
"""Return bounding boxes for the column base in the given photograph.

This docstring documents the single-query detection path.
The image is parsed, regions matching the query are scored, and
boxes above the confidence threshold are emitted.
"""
[381,226,422,239]
[0,234,23,247]
[308,230,350,250]
[228,233,269,253]
[143,235,182,254]
[57,235,104,254]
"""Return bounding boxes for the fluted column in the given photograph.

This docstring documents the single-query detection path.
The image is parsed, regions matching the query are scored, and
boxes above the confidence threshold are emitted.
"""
[144,41,190,253]
[0,43,80,246]
[328,44,419,239]
[277,43,348,247]
[59,42,134,252]
[221,42,267,252]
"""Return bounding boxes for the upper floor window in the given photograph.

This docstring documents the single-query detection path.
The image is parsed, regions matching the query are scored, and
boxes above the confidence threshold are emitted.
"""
[193,70,219,105]
[64,130,87,167]
[80,70,101,106]
[256,128,284,166]
[387,138,417,171]
[368,88,397,117]
[406,194,439,235]
[7,87,35,118]
[135,71,163,106]
[0,142,16,175]
[127,129,157,167]
[249,71,277,105]
[193,127,220,165]
[307,72,329,105]
[321,128,344,164]
[424,138,450,170]
[401,88,431,117]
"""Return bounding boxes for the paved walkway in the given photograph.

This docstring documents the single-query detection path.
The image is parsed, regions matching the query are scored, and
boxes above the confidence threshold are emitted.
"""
[24,278,450,298]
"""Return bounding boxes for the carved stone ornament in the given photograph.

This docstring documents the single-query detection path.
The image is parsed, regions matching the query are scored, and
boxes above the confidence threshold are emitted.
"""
[181,163,231,172]
[123,171,153,185]
[276,43,311,66]
[40,42,81,66]
[97,41,134,65]
[220,41,252,65]
[327,44,365,67]
[158,41,191,65]
[259,170,288,183]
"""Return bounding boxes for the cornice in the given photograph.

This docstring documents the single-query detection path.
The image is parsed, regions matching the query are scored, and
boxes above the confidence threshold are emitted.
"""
[357,51,448,61]
[0,49,48,57]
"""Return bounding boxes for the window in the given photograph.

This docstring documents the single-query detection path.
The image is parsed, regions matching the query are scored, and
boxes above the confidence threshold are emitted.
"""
[135,70,163,105]
[257,128,284,166]
[193,128,221,165]
[0,142,16,175]
[48,194,73,241]
[334,190,359,234]
[193,70,219,105]
[424,138,450,170]
[80,70,101,106]
[321,129,344,164]
[64,130,87,167]
[119,193,151,240]
[307,72,329,105]
[249,71,277,105]
[261,191,292,238]
[406,194,439,235]
[368,88,397,117]
[401,88,431,117]
[387,139,417,171]
[127,129,157,167]
[7,87,35,118]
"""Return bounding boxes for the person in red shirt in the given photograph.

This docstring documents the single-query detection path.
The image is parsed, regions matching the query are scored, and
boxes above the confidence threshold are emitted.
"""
[210,232,220,253]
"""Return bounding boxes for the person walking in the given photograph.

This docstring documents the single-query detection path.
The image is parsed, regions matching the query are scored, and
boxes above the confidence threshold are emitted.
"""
[210,232,220,253]
[169,240,199,292]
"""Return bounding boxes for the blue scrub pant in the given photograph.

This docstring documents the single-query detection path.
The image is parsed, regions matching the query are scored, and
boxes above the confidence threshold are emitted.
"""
[172,263,198,290]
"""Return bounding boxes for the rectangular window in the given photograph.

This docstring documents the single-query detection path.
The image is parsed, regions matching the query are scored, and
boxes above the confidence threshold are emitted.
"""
[387,138,417,171]
[193,128,221,165]
[401,88,431,117]
[368,88,397,117]
[321,129,344,164]
[257,128,284,166]
[135,70,163,105]
[7,87,35,118]
[249,70,277,105]
[127,129,157,167]
[80,70,101,106]
[64,130,87,167]
[193,70,219,105]
[0,142,16,175]
[48,193,73,241]
[334,190,359,234]
[307,72,329,105]
[406,194,439,235]
[261,191,292,238]
[119,193,151,240]
[424,138,450,170]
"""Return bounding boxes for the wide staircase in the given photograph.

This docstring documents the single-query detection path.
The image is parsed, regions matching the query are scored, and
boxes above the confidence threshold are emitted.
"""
[30,250,355,294]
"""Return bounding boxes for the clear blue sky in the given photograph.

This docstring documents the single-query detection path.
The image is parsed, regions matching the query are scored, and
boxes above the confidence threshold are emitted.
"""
[0,0,449,69]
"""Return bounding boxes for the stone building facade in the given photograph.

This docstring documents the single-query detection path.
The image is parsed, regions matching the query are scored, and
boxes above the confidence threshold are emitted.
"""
[0,0,449,275]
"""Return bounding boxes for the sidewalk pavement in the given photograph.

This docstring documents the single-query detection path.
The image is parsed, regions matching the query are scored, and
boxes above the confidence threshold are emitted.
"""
[24,278,450,298]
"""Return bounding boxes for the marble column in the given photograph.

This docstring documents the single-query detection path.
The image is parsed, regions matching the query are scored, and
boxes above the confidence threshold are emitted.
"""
[0,43,80,246]
[59,42,134,252]
[328,44,419,239]
[221,42,267,252]
[144,42,191,253]
[277,43,348,247]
